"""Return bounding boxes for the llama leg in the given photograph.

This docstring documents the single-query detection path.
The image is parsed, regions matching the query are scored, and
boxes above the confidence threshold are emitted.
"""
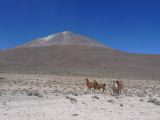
[117,89,119,95]
[88,87,91,92]
[91,88,94,93]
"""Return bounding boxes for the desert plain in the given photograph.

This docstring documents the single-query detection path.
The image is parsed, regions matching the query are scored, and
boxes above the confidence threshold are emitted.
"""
[0,73,160,120]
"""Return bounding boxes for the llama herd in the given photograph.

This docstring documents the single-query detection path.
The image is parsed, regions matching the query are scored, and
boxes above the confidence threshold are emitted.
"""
[85,78,123,95]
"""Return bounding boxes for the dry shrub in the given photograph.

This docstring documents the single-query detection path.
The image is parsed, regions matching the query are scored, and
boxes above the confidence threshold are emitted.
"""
[148,97,160,106]
[92,96,99,99]
[0,77,5,79]
[137,91,146,97]
[72,113,79,116]
[66,96,77,104]
[108,99,115,103]
[26,90,43,97]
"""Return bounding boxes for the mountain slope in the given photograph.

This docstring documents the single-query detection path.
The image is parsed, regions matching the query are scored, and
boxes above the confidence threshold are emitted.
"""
[0,31,160,80]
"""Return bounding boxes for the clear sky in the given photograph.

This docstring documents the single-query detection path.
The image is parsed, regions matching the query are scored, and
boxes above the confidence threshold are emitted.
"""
[0,0,160,54]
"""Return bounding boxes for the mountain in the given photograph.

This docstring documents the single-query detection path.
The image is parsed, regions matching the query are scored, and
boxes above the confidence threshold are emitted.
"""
[0,31,160,80]
[17,31,106,48]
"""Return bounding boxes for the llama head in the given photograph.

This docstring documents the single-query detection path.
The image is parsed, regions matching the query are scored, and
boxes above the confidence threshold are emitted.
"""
[85,79,89,82]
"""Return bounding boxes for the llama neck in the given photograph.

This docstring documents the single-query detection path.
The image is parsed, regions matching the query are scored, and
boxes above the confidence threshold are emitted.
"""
[114,83,118,88]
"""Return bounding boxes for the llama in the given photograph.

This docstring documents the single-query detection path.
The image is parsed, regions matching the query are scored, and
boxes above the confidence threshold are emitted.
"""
[116,80,123,94]
[85,79,97,91]
[111,80,119,95]
[94,83,106,92]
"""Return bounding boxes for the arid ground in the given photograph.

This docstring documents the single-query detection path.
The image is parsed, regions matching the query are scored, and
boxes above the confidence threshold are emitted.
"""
[0,73,160,120]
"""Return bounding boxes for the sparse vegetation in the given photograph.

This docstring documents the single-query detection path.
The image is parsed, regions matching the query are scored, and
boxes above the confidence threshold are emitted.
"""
[92,96,100,99]
[136,91,146,97]
[26,90,43,97]
[66,96,77,104]
[0,73,160,120]
[0,77,5,79]
[120,104,123,107]
[72,113,79,116]
[108,99,115,103]
[148,96,160,106]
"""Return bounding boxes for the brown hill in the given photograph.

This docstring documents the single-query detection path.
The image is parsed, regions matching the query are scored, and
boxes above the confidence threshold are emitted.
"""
[0,31,160,80]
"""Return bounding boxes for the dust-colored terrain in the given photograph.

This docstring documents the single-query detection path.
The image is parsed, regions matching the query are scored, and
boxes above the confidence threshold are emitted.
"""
[0,73,160,120]
[1,45,160,80]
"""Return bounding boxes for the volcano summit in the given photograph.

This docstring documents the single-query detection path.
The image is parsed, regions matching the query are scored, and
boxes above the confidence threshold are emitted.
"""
[17,31,106,48]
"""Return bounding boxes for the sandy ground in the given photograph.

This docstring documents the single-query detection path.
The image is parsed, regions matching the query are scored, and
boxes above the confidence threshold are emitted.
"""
[0,73,160,120]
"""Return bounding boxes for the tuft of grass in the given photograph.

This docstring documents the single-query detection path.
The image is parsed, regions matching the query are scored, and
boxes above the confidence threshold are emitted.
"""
[148,97,160,106]
[0,77,5,79]
[136,91,146,97]
[66,96,77,104]
[92,96,99,99]
[72,113,79,116]
[140,99,144,102]
[120,104,123,107]
[26,90,43,97]
[108,99,115,103]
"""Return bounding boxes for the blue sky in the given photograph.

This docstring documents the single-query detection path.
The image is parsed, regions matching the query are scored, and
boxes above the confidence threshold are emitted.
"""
[0,0,160,54]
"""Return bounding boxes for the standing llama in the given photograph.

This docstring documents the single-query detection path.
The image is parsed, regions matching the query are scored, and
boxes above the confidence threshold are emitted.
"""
[94,83,106,92]
[111,80,119,95]
[85,79,97,91]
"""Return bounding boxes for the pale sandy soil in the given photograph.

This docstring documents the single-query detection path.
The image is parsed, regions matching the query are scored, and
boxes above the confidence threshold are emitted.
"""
[0,73,160,120]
